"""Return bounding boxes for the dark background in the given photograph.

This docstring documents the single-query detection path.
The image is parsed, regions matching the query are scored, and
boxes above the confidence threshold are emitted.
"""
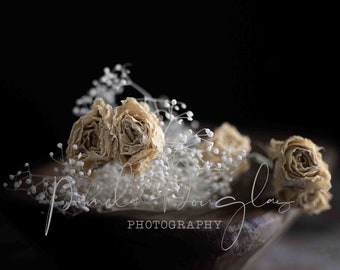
[0,2,338,269]
[1,2,337,176]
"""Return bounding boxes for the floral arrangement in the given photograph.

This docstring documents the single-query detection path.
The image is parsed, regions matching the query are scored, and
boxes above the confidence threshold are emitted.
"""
[3,64,332,219]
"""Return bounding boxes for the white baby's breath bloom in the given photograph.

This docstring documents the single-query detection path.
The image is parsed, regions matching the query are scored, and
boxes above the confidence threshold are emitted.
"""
[200,122,251,180]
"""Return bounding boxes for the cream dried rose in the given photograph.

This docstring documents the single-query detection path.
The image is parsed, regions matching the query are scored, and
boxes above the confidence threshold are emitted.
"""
[111,97,165,175]
[66,98,114,173]
[277,188,332,215]
[201,122,251,178]
[271,136,331,190]
[270,135,332,214]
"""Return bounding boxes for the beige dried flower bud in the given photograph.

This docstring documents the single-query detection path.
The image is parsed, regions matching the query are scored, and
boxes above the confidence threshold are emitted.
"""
[66,99,114,174]
[277,188,332,215]
[271,136,331,190]
[270,135,332,214]
[201,122,251,179]
[111,97,165,175]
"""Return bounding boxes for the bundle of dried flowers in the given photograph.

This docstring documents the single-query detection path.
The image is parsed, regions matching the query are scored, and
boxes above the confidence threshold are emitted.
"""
[3,64,333,219]
[4,65,252,214]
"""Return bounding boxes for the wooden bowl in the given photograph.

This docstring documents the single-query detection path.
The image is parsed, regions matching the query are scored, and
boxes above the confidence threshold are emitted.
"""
[0,130,336,270]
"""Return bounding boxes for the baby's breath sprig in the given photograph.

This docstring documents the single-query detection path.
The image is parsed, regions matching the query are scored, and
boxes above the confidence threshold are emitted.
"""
[73,64,132,116]
[4,64,252,215]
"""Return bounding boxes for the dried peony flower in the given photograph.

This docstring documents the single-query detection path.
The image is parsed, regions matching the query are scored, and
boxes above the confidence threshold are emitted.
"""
[201,122,251,179]
[277,188,332,215]
[66,98,115,174]
[111,97,165,175]
[270,135,332,214]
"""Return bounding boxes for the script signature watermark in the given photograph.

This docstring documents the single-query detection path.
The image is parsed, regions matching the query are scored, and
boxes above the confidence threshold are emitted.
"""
[45,163,294,251]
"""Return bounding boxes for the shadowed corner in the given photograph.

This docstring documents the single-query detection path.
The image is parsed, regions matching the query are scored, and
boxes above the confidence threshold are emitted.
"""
[0,197,57,269]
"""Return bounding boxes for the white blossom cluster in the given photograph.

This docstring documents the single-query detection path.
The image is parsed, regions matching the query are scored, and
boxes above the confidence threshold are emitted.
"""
[4,65,250,215]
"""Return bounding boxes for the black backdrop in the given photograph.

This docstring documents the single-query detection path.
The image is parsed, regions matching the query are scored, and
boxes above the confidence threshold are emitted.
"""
[1,2,337,176]
[0,2,338,268]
